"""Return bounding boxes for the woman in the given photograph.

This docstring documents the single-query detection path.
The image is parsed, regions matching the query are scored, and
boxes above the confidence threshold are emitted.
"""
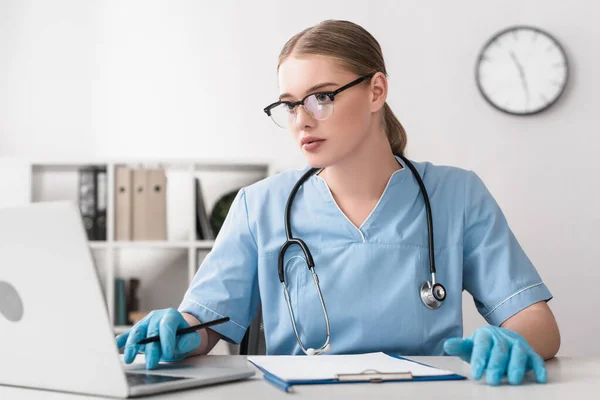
[117,20,560,386]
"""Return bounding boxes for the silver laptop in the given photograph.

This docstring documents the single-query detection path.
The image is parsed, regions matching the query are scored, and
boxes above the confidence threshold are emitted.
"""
[0,201,254,397]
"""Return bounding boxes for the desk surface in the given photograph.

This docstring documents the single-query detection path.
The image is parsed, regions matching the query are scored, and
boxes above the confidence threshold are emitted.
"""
[1,355,598,399]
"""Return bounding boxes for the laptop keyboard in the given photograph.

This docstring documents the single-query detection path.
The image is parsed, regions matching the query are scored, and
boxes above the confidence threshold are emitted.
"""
[125,372,190,387]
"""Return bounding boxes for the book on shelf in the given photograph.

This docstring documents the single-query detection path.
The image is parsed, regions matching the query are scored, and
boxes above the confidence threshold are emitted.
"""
[114,277,143,326]
[126,278,140,325]
[114,278,127,326]
[78,166,107,241]
[128,311,148,325]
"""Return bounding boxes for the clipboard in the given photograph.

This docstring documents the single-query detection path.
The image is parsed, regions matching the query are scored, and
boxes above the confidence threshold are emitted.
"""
[336,369,413,382]
[248,353,467,393]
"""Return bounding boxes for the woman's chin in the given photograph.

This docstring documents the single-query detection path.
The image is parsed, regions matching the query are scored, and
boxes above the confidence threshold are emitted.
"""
[303,147,346,170]
[304,154,330,169]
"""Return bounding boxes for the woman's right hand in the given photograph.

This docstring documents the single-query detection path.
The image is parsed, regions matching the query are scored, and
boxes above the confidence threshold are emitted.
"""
[115,308,202,370]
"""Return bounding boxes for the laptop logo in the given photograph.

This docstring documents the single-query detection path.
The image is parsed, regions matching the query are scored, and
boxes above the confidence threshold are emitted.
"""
[0,281,24,322]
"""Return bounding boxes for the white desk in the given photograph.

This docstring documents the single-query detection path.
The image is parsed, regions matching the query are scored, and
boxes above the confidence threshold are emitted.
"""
[1,356,598,399]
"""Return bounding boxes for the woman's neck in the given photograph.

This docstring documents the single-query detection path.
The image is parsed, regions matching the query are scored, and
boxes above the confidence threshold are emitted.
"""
[317,139,402,203]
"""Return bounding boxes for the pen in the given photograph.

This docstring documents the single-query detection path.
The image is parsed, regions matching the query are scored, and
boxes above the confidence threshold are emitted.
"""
[136,316,230,345]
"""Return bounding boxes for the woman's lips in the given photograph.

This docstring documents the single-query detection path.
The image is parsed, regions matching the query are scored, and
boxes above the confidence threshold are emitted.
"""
[302,139,325,152]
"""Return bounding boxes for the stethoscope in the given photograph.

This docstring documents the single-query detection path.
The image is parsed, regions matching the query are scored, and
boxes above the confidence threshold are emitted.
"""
[278,154,447,356]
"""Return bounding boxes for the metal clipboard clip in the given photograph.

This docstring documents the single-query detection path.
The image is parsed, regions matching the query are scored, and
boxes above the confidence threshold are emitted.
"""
[336,369,414,383]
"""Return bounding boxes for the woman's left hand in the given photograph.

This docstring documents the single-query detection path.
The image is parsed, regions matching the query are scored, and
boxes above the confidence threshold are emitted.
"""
[443,325,547,385]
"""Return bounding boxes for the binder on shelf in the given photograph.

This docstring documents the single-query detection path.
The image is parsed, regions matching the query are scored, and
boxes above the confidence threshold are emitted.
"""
[95,167,107,241]
[132,168,149,241]
[114,166,133,241]
[78,167,96,240]
[146,168,167,240]
[195,178,214,240]
[78,166,107,241]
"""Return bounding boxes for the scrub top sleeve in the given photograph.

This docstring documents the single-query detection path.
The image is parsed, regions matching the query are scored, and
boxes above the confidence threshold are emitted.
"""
[178,188,259,344]
[462,171,552,326]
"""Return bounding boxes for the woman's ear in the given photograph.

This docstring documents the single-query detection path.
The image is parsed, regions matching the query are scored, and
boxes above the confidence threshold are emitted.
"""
[370,72,388,112]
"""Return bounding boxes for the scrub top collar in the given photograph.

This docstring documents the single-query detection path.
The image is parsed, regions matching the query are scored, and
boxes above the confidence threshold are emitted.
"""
[306,154,414,240]
[311,154,411,192]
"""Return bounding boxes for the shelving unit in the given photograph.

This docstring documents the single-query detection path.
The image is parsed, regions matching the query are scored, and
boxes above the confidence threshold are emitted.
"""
[21,158,273,335]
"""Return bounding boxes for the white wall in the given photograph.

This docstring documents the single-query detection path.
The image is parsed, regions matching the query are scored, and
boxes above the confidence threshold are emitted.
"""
[1,0,598,356]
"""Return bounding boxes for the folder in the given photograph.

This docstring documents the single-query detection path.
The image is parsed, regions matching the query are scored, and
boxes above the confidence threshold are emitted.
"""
[132,168,149,241]
[114,166,133,241]
[145,168,167,240]
[248,352,466,392]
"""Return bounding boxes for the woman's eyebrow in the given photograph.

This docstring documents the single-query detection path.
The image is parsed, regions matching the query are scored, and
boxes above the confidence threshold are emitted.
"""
[279,82,338,101]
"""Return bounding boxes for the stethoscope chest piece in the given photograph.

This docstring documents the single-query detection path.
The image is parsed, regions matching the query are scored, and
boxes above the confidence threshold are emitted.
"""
[420,280,446,310]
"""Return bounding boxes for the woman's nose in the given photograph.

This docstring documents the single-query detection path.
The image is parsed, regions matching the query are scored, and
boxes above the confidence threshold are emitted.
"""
[294,104,315,130]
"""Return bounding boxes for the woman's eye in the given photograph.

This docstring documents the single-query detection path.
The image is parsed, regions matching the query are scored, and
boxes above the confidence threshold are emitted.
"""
[316,93,329,102]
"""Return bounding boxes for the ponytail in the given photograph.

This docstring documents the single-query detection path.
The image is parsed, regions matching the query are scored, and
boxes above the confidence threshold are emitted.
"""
[383,103,407,156]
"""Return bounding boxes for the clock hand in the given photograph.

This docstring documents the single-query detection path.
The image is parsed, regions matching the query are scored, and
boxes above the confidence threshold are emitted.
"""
[509,51,530,109]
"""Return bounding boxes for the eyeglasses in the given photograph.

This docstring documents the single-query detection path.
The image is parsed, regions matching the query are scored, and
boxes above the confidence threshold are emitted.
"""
[263,73,375,129]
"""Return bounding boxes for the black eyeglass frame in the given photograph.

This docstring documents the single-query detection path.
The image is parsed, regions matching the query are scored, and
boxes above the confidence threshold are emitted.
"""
[263,72,376,117]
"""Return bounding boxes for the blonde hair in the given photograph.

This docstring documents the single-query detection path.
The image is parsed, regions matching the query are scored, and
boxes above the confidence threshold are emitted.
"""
[277,20,407,156]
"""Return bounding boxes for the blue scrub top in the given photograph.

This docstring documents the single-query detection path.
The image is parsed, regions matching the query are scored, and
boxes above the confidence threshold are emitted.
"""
[178,155,552,355]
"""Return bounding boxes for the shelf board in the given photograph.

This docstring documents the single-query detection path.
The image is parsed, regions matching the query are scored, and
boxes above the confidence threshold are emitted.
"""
[114,241,191,248]
[192,240,216,250]
[29,157,271,171]
[114,325,132,335]
[89,242,109,249]
[89,240,215,249]
[114,240,215,249]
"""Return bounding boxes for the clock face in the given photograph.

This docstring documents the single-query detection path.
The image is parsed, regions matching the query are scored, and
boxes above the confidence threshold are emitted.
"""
[475,26,569,115]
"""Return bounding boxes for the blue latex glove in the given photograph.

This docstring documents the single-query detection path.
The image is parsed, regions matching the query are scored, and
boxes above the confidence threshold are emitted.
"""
[115,308,201,370]
[443,326,546,386]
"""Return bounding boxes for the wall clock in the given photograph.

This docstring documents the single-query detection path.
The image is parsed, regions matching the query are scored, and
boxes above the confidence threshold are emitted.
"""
[475,26,569,115]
